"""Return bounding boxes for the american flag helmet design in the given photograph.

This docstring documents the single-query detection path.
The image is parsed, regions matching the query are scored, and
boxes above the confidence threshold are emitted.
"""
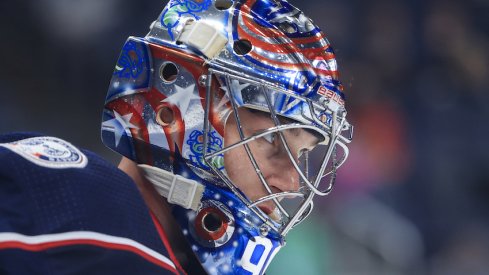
[102,1,352,274]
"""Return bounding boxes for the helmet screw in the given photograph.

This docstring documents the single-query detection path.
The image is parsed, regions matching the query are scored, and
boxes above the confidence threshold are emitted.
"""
[198,75,208,87]
[319,97,330,107]
[259,224,269,237]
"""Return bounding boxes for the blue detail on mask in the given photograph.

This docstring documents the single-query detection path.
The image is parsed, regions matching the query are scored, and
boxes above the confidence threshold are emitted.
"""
[160,0,213,41]
[250,245,265,265]
[107,38,151,101]
[187,130,224,170]
[114,40,146,79]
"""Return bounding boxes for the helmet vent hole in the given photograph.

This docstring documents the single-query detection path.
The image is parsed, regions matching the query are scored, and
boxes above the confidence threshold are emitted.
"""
[202,212,223,232]
[215,0,233,10]
[160,62,178,83]
[233,39,252,55]
[156,106,175,127]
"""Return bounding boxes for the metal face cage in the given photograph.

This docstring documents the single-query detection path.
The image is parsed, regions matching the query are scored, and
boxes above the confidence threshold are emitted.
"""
[201,68,352,237]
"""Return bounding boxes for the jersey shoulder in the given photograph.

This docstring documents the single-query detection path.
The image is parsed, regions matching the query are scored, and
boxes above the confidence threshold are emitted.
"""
[0,133,183,274]
[0,133,135,234]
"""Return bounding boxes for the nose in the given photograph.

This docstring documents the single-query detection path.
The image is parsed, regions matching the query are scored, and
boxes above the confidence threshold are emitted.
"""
[265,154,301,193]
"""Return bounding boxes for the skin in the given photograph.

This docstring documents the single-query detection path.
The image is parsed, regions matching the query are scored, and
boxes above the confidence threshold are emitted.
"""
[118,107,319,270]
[224,108,320,217]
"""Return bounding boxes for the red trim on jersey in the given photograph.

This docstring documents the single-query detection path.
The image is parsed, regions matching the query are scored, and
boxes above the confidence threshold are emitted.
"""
[0,238,178,274]
[150,211,187,275]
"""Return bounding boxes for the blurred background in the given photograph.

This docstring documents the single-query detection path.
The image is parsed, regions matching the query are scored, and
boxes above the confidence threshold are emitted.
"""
[1,0,488,274]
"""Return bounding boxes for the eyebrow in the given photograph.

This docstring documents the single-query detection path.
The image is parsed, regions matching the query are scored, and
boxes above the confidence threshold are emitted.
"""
[248,108,324,143]
[278,117,325,143]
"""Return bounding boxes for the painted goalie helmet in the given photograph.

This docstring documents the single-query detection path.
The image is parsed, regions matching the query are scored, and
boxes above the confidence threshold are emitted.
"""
[102,0,353,274]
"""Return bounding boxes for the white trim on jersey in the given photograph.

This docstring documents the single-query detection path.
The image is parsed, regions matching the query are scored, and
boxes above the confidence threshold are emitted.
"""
[0,231,176,271]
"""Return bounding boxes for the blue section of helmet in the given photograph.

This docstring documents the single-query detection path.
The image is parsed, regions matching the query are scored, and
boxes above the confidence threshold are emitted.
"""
[107,39,151,101]
[247,0,274,28]
[250,245,265,265]
[113,41,146,79]
[172,180,283,275]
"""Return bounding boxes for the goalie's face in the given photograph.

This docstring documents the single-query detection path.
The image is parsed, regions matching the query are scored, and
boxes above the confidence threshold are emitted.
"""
[224,107,321,222]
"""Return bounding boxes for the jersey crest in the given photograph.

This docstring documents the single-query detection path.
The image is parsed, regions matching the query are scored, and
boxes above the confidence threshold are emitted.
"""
[0,136,88,169]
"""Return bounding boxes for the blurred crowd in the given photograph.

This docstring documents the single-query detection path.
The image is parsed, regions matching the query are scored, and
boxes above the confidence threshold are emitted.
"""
[1,0,488,274]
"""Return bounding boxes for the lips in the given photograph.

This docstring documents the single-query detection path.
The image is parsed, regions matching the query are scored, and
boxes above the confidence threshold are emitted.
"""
[259,205,273,215]
[259,205,282,222]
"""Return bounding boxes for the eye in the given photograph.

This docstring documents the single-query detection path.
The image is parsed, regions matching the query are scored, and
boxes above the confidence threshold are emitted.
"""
[263,132,277,144]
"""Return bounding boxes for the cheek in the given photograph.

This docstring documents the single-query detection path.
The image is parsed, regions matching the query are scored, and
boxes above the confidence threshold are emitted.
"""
[224,145,263,197]
[224,122,269,197]
[224,147,248,182]
[224,149,247,195]
[224,141,268,174]
[223,143,271,194]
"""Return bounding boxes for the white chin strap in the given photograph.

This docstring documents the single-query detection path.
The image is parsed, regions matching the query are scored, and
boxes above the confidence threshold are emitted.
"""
[138,164,204,211]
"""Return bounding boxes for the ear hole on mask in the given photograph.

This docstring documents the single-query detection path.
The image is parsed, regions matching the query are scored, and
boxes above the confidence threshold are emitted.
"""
[202,212,223,232]
[233,39,252,55]
[215,0,233,10]
[156,105,175,126]
[160,62,179,83]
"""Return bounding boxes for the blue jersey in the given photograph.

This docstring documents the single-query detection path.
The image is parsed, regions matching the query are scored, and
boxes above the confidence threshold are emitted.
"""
[0,133,186,274]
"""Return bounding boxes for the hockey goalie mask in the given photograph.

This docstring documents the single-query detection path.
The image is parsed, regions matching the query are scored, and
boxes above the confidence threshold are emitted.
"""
[102,0,353,274]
